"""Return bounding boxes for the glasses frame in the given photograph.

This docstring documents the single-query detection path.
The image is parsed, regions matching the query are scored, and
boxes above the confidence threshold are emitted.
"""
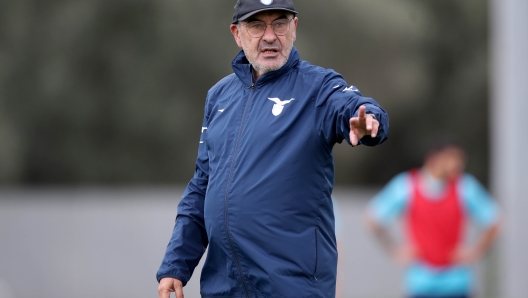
[239,18,294,38]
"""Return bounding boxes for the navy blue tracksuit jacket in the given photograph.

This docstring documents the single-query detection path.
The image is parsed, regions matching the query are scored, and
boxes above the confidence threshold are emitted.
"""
[157,47,389,297]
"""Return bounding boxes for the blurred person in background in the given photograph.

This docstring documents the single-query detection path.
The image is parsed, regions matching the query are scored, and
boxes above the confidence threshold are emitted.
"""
[156,0,389,297]
[365,137,500,298]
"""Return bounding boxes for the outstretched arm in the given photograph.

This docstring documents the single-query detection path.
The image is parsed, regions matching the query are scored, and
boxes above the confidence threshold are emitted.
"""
[315,72,388,147]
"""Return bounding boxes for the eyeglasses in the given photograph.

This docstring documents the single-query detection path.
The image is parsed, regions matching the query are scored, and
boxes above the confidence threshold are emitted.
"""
[239,18,293,38]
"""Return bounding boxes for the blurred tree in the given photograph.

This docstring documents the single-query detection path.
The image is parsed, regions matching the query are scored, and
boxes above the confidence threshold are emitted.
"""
[0,0,489,186]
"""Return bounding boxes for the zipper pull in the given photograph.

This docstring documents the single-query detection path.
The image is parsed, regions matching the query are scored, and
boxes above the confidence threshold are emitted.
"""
[249,83,255,89]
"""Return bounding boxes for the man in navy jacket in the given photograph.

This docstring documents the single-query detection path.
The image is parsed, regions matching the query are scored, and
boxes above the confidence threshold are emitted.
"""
[157,1,389,297]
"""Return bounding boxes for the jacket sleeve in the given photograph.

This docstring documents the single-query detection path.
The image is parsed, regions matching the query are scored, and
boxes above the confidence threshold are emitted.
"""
[315,71,389,146]
[156,107,210,286]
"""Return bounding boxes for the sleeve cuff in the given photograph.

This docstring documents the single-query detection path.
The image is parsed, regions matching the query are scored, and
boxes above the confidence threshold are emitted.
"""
[156,270,189,286]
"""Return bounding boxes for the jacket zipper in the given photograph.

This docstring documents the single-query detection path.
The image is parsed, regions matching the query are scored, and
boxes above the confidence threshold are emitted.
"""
[223,83,255,298]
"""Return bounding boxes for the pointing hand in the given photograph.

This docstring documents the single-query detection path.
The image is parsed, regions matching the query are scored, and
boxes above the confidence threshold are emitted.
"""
[349,105,379,146]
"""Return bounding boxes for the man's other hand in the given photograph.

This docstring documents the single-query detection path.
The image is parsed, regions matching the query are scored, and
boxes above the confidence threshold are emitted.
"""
[158,278,184,298]
[349,105,379,146]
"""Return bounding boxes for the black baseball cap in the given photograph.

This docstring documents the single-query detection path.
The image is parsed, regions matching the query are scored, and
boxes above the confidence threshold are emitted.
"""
[232,0,297,24]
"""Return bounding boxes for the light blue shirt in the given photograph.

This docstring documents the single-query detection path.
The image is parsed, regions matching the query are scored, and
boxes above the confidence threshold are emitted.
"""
[369,170,499,296]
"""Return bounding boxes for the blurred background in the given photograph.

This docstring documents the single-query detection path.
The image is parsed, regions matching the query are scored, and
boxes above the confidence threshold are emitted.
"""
[0,0,526,297]
[0,0,492,186]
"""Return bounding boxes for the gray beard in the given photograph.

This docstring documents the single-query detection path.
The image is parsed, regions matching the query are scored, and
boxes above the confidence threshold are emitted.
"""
[240,38,293,77]
[250,51,290,76]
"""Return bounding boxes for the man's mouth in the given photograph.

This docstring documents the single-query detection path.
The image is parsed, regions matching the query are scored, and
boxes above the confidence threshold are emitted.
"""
[260,48,280,57]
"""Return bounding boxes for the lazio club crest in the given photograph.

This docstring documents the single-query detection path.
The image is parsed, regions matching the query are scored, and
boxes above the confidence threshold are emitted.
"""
[268,97,294,116]
[261,0,273,5]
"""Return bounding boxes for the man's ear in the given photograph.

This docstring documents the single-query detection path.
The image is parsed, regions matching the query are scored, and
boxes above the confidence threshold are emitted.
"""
[291,17,298,42]
[230,24,243,48]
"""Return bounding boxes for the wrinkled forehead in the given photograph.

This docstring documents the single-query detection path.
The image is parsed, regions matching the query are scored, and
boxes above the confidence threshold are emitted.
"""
[243,10,293,22]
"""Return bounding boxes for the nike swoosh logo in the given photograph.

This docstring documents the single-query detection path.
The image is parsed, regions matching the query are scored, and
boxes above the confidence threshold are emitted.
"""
[219,109,225,113]
[333,85,340,89]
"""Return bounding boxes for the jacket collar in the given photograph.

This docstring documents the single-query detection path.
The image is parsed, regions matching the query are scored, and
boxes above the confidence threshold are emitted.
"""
[231,46,300,87]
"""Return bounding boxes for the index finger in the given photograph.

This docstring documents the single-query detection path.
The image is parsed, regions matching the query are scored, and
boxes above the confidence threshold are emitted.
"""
[175,286,184,298]
[159,289,171,298]
[174,280,184,298]
[357,105,367,120]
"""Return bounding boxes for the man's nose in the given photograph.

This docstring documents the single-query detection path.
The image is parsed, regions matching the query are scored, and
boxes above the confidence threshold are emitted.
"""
[261,24,277,42]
